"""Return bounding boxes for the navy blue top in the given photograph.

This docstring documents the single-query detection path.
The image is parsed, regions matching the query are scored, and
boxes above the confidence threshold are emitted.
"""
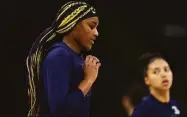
[132,94,180,117]
[39,41,91,117]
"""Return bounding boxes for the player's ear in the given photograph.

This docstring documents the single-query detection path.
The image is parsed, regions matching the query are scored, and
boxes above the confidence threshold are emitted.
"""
[144,77,150,86]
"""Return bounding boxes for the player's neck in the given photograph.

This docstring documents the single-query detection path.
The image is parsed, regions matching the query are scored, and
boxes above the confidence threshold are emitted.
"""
[150,88,170,103]
[63,34,82,54]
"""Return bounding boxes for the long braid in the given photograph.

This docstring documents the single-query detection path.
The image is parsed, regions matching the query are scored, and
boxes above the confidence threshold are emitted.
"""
[26,1,97,117]
[26,27,56,117]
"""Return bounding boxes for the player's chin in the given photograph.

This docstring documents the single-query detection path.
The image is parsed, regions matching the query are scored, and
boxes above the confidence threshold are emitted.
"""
[85,44,92,51]
[161,87,170,91]
[160,85,171,91]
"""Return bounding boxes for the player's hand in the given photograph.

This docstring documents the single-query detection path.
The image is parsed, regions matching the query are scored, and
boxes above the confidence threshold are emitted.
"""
[83,55,101,83]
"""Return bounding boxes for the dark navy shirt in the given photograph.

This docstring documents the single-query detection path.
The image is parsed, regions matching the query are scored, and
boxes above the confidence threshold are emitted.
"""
[39,41,91,117]
[132,94,180,117]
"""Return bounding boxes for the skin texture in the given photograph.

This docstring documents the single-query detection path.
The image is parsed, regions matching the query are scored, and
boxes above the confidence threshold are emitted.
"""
[63,17,99,53]
[145,58,173,102]
[63,16,100,96]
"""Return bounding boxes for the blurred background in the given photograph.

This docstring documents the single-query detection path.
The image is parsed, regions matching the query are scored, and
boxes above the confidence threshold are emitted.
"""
[3,0,187,116]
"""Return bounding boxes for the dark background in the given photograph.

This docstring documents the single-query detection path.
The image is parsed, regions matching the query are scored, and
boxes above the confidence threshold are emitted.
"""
[3,0,187,116]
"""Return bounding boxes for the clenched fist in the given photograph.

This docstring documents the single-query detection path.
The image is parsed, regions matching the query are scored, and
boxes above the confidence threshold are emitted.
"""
[83,55,101,83]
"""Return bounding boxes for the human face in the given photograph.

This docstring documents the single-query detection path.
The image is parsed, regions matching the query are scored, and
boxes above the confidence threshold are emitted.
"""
[144,58,173,91]
[73,16,99,51]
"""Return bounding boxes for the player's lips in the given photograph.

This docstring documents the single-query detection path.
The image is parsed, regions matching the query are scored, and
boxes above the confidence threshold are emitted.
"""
[89,38,95,44]
[162,79,169,85]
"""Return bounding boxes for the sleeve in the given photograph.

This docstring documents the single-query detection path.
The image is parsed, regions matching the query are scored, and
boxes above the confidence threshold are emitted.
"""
[42,48,85,116]
[131,104,146,117]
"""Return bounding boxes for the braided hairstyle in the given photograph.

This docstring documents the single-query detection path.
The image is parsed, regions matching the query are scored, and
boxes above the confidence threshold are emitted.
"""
[26,1,97,116]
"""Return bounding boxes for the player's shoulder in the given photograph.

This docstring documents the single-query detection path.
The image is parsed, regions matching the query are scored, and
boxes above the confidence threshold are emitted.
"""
[138,94,154,107]
[131,95,153,117]
[45,41,72,60]
[170,98,181,116]
[169,97,180,108]
[170,98,178,105]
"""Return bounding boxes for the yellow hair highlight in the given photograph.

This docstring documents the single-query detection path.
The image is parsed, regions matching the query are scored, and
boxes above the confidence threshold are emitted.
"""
[56,1,86,21]
[56,7,93,33]
[26,1,95,117]
[58,5,87,28]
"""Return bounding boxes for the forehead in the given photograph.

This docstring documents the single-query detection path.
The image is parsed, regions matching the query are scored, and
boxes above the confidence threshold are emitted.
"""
[82,17,99,24]
[148,59,169,69]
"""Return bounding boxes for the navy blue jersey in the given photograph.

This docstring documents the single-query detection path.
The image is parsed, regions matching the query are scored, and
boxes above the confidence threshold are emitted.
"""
[39,41,91,117]
[132,94,180,117]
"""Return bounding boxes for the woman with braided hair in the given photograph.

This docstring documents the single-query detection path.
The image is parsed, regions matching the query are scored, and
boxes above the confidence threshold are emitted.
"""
[26,1,100,117]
